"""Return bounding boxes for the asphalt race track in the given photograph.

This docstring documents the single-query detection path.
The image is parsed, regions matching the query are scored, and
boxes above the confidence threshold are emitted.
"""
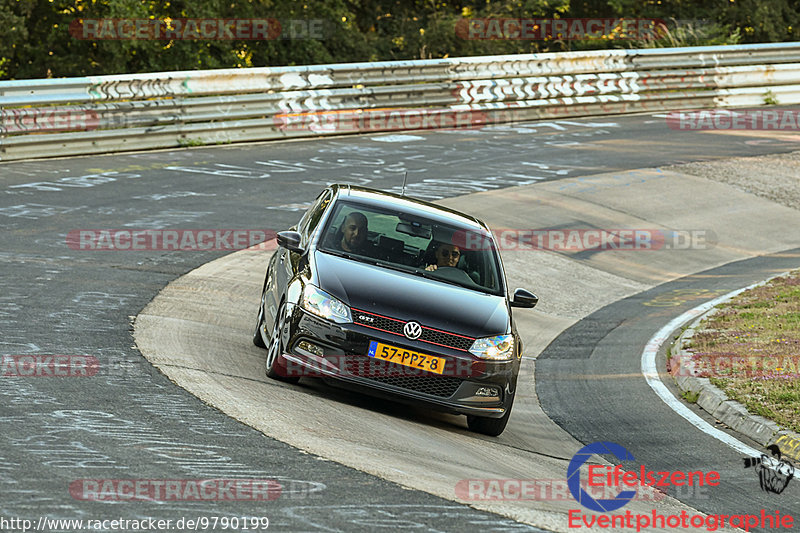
[2,112,800,532]
[537,252,800,522]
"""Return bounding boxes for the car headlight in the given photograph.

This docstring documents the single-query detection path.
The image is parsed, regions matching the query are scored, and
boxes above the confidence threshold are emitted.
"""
[469,334,514,361]
[301,285,352,324]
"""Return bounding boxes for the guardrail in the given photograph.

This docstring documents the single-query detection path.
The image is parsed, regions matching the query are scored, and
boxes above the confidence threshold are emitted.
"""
[2,42,800,161]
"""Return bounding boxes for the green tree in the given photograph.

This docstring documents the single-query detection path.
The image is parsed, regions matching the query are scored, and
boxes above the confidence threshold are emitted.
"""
[1,0,798,80]
[0,1,29,78]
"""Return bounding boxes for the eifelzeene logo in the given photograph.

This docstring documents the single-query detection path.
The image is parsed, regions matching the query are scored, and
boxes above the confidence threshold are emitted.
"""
[744,445,795,494]
[567,441,720,513]
[568,441,637,512]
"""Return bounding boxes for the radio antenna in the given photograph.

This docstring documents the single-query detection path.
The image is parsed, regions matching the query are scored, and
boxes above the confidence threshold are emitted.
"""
[401,171,408,197]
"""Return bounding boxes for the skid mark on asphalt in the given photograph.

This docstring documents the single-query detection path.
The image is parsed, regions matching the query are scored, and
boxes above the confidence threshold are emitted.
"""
[641,288,728,307]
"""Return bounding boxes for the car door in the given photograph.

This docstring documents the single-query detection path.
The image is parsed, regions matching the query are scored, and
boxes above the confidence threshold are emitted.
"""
[265,189,333,329]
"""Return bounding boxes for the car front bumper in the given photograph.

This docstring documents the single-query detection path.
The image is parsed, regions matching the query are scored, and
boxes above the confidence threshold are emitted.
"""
[280,305,518,418]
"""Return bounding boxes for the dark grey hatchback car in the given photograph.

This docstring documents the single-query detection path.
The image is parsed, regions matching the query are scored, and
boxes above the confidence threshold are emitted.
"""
[254,185,537,436]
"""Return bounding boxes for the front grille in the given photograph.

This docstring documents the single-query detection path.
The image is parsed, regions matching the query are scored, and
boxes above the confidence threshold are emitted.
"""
[341,358,463,398]
[343,358,410,378]
[352,308,475,352]
[366,375,463,398]
[421,327,473,351]
[354,312,404,336]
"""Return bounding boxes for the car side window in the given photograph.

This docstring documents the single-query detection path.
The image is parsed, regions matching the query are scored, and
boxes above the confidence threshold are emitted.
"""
[299,190,332,245]
[296,201,313,235]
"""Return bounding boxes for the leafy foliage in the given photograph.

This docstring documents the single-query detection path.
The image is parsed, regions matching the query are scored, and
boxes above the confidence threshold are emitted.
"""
[2,0,798,79]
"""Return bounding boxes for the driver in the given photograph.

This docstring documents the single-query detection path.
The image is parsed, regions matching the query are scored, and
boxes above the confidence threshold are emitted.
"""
[425,243,461,271]
[338,212,369,253]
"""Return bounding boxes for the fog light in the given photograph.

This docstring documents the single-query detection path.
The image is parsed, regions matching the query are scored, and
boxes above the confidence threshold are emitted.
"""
[475,386,499,397]
[296,340,324,357]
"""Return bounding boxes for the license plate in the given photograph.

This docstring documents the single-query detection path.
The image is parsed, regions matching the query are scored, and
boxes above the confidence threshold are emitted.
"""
[368,341,445,375]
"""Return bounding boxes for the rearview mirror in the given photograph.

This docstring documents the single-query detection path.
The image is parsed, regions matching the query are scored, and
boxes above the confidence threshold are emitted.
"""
[510,288,538,308]
[396,221,431,239]
[276,230,304,253]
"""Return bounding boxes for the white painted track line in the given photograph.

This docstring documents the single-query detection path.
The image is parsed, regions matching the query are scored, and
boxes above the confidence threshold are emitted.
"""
[640,283,774,457]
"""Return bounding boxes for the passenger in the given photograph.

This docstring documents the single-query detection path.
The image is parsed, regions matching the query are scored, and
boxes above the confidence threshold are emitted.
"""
[337,212,369,253]
[425,243,461,271]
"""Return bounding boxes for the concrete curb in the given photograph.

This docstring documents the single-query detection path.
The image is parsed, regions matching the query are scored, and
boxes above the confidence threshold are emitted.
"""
[667,291,800,462]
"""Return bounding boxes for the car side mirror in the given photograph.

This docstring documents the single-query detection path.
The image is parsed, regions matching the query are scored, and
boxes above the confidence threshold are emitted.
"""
[510,288,538,308]
[276,230,304,253]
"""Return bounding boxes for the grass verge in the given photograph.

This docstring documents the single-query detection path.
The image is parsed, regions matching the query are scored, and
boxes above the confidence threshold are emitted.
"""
[684,269,800,433]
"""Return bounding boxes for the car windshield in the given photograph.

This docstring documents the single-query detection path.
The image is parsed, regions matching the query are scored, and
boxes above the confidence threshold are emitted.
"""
[317,200,503,295]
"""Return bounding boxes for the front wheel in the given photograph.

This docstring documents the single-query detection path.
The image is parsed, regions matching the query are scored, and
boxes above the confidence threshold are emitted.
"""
[467,394,513,436]
[265,302,299,384]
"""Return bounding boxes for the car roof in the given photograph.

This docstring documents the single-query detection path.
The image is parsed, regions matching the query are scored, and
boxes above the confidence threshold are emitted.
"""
[329,184,491,232]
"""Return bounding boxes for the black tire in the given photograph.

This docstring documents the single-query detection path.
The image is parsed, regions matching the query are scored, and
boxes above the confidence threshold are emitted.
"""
[265,302,300,384]
[467,395,514,437]
[252,295,267,349]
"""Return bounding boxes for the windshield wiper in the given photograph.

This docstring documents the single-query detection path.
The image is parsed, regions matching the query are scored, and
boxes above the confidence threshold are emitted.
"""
[410,268,471,288]
[411,268,499,295]
[323,249,361,262]
[322,249,411,274]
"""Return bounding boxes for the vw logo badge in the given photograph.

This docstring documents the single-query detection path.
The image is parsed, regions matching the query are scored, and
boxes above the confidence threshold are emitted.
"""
[403,321,422,340]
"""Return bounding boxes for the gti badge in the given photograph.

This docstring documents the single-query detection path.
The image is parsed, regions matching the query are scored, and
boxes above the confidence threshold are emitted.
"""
[403,321,422,340]
[358,314,374,323]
